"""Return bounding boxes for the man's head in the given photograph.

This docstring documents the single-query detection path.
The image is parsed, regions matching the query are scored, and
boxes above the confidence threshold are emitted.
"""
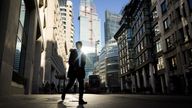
[76,41,82,49]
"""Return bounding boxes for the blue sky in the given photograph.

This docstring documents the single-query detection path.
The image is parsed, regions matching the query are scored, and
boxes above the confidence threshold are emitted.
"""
[72,0,129,46]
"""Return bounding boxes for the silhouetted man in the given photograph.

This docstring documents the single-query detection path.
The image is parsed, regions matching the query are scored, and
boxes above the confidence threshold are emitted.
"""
[61,41,87,104]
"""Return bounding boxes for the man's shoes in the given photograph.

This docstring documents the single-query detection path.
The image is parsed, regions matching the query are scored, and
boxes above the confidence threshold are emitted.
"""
[61,93,66,101]
[79,99,87,104]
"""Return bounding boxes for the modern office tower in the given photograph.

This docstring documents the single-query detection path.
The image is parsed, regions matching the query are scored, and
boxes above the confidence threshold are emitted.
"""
[79,0,101,78]
[79,0,101,53]
[95,47,107,89]
[105,39,121,92]
[104,10,121,44]
[102,11,121,92]
[94,39,121,92]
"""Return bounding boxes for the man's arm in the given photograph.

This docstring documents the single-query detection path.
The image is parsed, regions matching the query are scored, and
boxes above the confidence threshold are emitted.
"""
[68,49,75,65]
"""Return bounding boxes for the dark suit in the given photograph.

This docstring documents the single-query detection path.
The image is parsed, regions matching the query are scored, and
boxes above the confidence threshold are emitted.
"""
[64,49,86,100]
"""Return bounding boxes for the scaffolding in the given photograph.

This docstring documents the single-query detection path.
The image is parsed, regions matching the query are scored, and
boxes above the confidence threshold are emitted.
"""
[80,0,97,47]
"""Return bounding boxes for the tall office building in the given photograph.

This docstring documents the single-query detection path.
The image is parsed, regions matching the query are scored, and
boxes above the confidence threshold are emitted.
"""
[115,0,192,94]
[79,0,101,53]
[59,0,74,55]
[103,11,121,92]
[0,0,44,95]
[37,0,67,93]
[79,0,101,78]
[104,10,121,44]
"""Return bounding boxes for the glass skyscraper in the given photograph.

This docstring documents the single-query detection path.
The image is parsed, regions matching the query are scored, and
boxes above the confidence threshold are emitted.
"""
[104,10,121,44]
[79,0,101,78]
[79,0,101,53]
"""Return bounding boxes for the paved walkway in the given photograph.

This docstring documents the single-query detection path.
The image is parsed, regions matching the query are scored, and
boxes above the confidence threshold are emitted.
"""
[0,94,192,108]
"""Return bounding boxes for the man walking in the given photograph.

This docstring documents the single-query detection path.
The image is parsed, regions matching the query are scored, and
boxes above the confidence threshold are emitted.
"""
[61,41,87,104]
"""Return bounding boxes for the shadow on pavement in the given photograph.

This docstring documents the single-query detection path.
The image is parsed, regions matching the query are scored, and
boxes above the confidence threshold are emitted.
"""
[57,101,84,108]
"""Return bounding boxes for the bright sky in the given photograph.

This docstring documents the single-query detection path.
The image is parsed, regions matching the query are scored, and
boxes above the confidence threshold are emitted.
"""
[72,0,129,47]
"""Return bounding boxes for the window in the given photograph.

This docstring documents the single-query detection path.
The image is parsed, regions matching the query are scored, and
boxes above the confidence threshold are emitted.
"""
[144,37,147,46]
[137,33,140,41]
[142,53,145,63]
[152,7,158,20]
[179,28,188,43]
[142,24,145,33]
[145,50,148,60]
[157,56,165,70]
[156,40,162,53]
[13,0,26,73]
[121,68,124,74]
[60,8,66,11]
[61,13,66,16]
[176,8,181,21]
[141,41,144,50]
[13,0,28,84]
[166,36,173,49]
[168,57,177,70]
[154,23,160,36]
[135,46,138,54]
[138,44,141,53]
[184,25,190,42]
[139,56,142,64]
[19,0,26,26]
[161,1,167,14]
[62,17,66,20]
[163,18,170,30]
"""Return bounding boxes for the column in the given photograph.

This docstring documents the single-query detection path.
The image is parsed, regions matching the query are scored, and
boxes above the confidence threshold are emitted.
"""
[160,76,165,94]
[136,71,141,88]
[164,72,169,93]
[120,77,124,91]
[149,63,156,93]
[24,6,38,94]
[0,0,20,95]
[32,40,42,93]
[131,74,136,93]
[142,68,147,88]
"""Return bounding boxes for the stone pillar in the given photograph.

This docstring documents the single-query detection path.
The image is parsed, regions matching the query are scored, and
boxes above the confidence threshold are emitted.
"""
[160,76,165,94]
[131,74,136,93]
[24,8,38,94]
[0,0,20,95]
[120,77,123,91]
[136,71,141,88]
[142,68,147,88]
[164,72,169,93]
[149,64,156,93]
[32,40,42,94]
